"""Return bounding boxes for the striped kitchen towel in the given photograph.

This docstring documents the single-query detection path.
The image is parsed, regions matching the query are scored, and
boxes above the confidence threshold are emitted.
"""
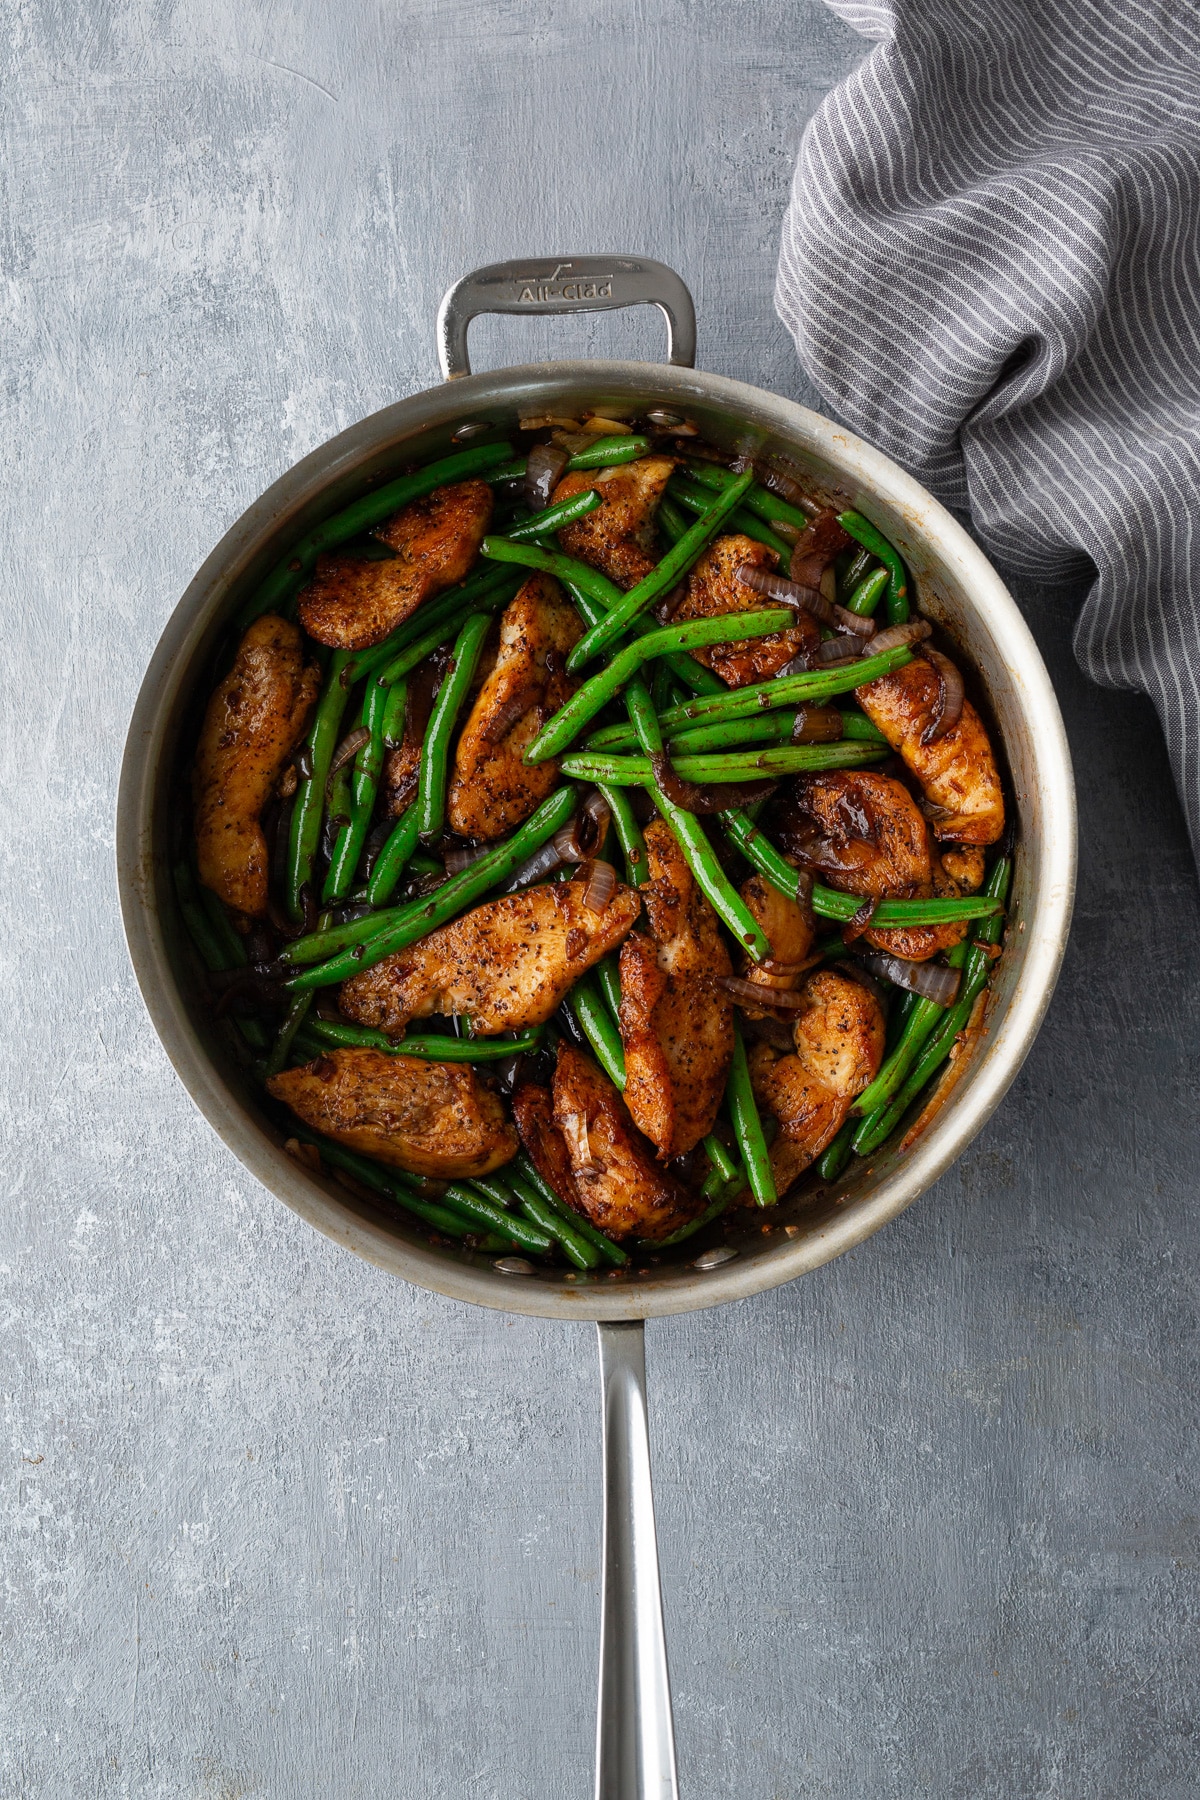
[776,0,1200,857]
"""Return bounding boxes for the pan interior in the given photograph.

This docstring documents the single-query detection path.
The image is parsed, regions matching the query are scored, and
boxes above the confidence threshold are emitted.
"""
[118,362,1075,1321]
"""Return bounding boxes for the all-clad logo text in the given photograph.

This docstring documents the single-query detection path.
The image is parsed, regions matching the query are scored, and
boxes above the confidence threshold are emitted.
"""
[515,263,614,304]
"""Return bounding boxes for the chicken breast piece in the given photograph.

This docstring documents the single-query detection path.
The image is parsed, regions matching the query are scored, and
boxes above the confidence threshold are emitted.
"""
[855,655,1005,844]
[773,770,933,898]
[747,968,885,1196]
[267,1048,517,1180]
[552,1043,698,1242]
[192,614,321,918]
[673,535,820,687]
[339,878,642,1037]
[941,844,986,891]
[617,820,733,1159]
[553,456,676,589]
[447,574,583,839]
[512,1082,586,1215]
[298,479,494,650]
[735,873,818,1007]
[861,852,969,962]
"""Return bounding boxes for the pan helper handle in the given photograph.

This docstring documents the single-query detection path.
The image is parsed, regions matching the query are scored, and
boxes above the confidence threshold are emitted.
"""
[437,256,697,379]
[595,1320,679,1800]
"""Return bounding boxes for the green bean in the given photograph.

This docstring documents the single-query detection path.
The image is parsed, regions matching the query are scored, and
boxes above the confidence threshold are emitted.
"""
[703,1134,739,1184]
[838,510,909,624]
[560,742,888,787]
[657,495,691,545]
[808,886,1001,926]
[473,1172,599,1269]
[380,678,408,745]
[264,992,316,1078]
[414,611,491,841]
[597,783,648,886]
[302,1016,544,1060]
[851,939,969,1126]
[527,608,792,763]
[505,488,603,541]
[437,1181,556,1252]
[652,643,914,734]
[283,1127,501,1240]
[325,677,390,902]
[728,1025,777,1205]
[652,1188,735,1246]
[285,650,354,919]
[587,707,886,757]
[284,786,578,987]
[481,536,626,610]
[568,434,651,468]
[667,476,793,567]
[237,441,516,626]
[513,1152,628,1266]
[569,975,626,1088]
[623,678,770,960]
[816,1117,856,1182]
[845,566,889,619]
[567,469,756,667]
[853,858,1013,1155]
[595,952,623,1022]
[365,803,421,907]
[561,576,726,700]
[174,860,235,971]
[683,457,814,533]
[839,547,873,597]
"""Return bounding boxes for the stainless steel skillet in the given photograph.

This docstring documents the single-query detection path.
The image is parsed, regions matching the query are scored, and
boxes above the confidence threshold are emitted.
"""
[116,257,1076,1797]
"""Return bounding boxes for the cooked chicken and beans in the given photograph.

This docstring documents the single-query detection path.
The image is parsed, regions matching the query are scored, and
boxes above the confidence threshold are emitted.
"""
[177,414,1011,1275]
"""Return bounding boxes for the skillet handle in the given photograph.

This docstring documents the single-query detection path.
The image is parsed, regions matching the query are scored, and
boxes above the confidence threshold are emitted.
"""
[595,1320,679,1800]
[437,257,697,380]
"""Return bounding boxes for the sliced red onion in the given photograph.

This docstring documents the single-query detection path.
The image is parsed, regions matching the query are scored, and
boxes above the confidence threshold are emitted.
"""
[735,561,833,624]
[769,518,804,547]
[840,962,887,1006]
[842,896,880,944]
[580,858,618,913]
[444,843,492,876]
[777,650,817,677]
[920,647,966,743]
[833,605,877,639]
[717,974,809,1009]
[654,582,687,623]
[754,458,815,511]
[548,791,612,864]
[866,619,933,657]
[480,679,542,745]
[524,441,570,509]
[858,951,962,1005]
[293,745,314,782]
[817,636,863,666]
[504,839,569,891]
[325,726,371,793]
[791,705,844,744]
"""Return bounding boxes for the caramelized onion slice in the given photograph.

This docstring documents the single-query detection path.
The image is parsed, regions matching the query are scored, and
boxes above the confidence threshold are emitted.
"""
[580,858,618,914]
[717,974,809,1009]
[866,619,933,656]
[857,951,962,1006]
[792,704,844,744]
[650,750,776,815]
[524,442,570,508]
[920,647,966,743]
[735,561,833,624]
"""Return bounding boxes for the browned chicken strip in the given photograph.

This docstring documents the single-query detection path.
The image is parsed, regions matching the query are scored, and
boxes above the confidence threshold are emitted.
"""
[673,534,820,687]
[267,1048,517,1180]
[748,968,885,1196]
[339,878,642,1037]
[512,1082,586,1215]
[735,872,818,1006]
[855,655,1005,844]
[773,770,966,961]
[193,614,321,918]
[552,1043,698,1242]
[617,820,733,1160]
[941,844,986,891]
[553,456,676,589]
[447,574,582,839]
[298,479,494,650]
[773,770,933,898]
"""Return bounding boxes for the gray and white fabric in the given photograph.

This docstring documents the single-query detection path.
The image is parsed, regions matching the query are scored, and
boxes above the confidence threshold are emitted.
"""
[776,0,1200,857]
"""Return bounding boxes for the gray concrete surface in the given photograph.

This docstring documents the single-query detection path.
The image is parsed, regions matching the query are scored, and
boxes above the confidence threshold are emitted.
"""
[3,3,1198,1795]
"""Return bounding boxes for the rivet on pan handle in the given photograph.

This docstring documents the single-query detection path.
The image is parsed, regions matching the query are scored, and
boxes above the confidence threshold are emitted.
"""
[437,256,698,380]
